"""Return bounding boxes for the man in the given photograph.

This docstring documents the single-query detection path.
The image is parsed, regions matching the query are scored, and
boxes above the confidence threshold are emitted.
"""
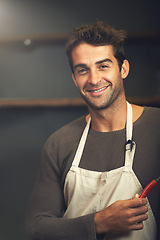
[26,21,160,240]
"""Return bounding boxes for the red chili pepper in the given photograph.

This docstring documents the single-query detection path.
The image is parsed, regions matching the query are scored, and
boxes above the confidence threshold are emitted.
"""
[140,176,160,198]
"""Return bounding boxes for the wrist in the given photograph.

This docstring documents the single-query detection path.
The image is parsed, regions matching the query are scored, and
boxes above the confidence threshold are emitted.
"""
[94,211,109,234]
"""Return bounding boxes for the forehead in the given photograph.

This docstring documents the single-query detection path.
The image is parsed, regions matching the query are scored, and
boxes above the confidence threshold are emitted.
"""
[71,43,115,66]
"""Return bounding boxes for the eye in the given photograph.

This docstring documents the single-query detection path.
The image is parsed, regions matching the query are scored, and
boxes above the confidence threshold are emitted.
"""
[77,68,88,75]
[100,64,109,70]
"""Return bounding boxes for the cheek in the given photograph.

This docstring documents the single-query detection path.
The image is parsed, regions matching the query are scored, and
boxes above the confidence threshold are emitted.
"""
[102,72,115,83]
[108,71,122,83]
[75,81,85,93]
[77,78,88,89]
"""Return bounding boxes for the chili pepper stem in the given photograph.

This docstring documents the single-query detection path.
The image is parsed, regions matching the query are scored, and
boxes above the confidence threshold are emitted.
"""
[155,176,160,183]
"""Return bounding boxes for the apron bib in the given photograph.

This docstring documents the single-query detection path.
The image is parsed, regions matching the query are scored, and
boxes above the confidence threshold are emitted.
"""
[63,102,157,240]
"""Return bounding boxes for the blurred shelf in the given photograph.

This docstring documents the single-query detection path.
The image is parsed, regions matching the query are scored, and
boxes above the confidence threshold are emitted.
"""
[0,97,159,108]
[0,98,86,108]
[127,96,160,107]
[0,34,67,46]
[0,32,159,46]
[126,32,160,44]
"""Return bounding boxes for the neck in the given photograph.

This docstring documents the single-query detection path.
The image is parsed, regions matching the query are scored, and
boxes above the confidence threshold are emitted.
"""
[86,99,144,133]
[87,98,127,132]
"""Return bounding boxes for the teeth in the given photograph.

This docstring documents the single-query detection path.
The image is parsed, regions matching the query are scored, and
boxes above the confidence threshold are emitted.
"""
[91,86,107,93]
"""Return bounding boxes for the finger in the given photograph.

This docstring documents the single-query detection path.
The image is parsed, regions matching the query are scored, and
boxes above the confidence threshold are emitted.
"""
[129,222,144,231]
[130,205,148,216]
[129,198,147,208]
[133,194,139,199]
[129,213,148,225]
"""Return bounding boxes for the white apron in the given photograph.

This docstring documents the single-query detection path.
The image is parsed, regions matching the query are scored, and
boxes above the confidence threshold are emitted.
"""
[63,102,157,240]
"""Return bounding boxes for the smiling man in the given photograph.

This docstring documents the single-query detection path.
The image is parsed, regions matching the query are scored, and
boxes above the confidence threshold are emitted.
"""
[27,21,160,240]
[72,44,126,111]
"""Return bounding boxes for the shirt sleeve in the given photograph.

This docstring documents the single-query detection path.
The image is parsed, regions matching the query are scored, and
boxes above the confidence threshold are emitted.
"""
[26,139,97,240]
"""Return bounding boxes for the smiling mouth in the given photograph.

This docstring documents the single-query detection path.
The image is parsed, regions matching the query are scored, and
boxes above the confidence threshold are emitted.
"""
[87,86,109,93]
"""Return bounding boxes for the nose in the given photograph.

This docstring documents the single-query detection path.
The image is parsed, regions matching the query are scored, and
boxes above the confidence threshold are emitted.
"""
[88,69,101,85]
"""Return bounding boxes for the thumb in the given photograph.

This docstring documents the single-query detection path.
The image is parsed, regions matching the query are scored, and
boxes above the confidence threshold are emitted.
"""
[133,194,139,199]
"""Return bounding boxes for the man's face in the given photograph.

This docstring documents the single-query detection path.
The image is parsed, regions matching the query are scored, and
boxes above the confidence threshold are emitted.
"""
[72,43,129,110]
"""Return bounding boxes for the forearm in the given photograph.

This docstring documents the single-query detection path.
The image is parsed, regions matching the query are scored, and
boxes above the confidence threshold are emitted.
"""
[26,180,97,240]
[27,212,96,240]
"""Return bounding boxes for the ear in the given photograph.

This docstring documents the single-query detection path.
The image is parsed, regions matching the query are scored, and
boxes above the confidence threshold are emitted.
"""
[72,73,78,87]
[121,60,130,79]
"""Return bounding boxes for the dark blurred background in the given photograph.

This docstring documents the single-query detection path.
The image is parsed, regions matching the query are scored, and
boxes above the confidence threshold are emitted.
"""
[0,0,160,239]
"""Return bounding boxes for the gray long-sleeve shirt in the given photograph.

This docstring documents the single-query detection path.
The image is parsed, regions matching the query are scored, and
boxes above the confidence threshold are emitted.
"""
[26,106,160,240]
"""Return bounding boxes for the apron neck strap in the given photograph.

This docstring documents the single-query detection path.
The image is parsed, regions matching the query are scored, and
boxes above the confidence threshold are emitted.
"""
[126,101,133,142]
[125,102,136,168]
[72,117,91,167]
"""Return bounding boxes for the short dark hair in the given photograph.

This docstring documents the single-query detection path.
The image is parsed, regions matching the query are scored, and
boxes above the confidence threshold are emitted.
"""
[66,21,127,72]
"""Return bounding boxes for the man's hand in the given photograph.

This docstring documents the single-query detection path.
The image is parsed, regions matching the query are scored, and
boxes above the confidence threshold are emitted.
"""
[95,196,148,235]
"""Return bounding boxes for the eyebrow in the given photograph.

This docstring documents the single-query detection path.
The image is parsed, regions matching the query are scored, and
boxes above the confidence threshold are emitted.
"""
[73,58,113,72]
[96,58,113,65]
[73,64,88,72]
